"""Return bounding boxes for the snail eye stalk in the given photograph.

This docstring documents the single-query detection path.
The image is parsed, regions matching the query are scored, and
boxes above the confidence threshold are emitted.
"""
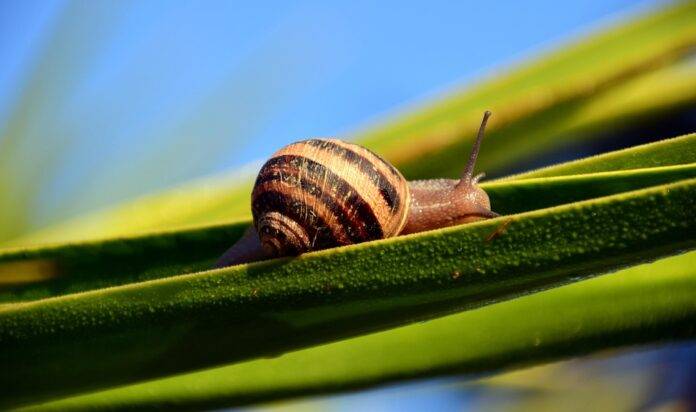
[458,110,491,188]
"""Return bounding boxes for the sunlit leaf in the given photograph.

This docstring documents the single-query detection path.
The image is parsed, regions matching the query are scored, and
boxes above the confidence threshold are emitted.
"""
[3,159,694,303]
[24,251,696,411]
[1,175,694,408]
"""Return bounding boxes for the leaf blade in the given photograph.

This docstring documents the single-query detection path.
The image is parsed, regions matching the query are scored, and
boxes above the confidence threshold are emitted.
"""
[25,250,696,411]
[1,178,694,408]
[2,162,694,303]
[505,132,696,179]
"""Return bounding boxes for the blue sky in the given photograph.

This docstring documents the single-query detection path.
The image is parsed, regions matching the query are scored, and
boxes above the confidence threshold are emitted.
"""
[0,0,660,229]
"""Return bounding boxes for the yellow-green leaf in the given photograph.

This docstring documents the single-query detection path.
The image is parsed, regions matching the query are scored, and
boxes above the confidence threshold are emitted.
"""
[1,176,694,409]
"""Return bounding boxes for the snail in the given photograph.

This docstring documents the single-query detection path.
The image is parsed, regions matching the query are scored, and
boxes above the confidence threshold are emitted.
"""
[216,111,498,268]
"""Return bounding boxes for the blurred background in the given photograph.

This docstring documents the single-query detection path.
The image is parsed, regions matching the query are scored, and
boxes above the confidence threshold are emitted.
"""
[1,0,694,410]
[3,0,688,240]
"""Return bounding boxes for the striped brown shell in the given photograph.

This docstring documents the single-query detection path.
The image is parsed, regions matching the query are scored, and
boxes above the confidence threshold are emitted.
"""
[251,138,410,257]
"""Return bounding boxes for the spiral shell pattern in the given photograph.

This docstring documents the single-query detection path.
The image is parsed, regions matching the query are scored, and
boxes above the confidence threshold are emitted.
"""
[251,138,410,257]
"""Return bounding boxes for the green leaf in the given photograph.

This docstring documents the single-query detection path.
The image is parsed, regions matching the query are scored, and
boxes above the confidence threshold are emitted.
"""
[1,176,694,408]
[489,163,696,214]
[23,250,696,411]
[2,161,694,303]
[507,132,696,179]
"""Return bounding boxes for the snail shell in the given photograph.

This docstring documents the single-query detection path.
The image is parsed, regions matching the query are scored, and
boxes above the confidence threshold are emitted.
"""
[251,138,410,257]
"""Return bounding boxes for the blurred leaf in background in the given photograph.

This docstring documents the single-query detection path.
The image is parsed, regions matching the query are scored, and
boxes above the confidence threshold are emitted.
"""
[3,1,695,248]
[3,0,695,245]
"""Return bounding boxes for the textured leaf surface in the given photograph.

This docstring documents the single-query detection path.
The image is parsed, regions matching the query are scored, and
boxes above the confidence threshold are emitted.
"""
[2,162,693,304]
[25,251,696,411]
[1,177,694,408]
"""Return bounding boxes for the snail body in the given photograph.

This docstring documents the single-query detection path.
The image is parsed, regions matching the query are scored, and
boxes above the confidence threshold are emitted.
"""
[216,111,497,268]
